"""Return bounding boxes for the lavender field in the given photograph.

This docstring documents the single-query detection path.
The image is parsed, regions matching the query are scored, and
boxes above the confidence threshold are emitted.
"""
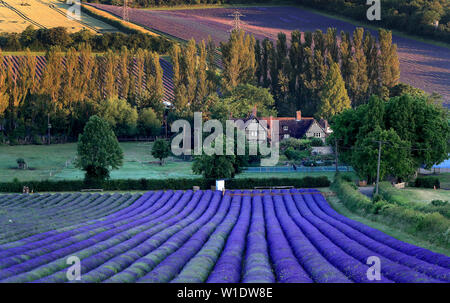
[0,189,449,283]
[89,4,450,107]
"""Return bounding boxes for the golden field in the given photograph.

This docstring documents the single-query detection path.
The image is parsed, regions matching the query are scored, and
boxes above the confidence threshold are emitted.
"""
[0,0,117,33]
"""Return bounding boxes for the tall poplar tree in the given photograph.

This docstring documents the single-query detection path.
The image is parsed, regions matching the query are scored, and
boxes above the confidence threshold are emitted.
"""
[221,30,256,93]
[317,62,351,120]
[0,51,8,116]
[364,31,381,98]
[379,29,400,89]
[350,28,369,106]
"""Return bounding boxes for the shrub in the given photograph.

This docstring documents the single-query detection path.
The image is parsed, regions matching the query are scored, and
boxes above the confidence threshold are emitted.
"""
[16,158,26,169]
[284,147,303,161]
[431,200,448,207]
[378,182,409,206]
[414,177,440,189]
[340,174,353,182]
[310,137,324,147]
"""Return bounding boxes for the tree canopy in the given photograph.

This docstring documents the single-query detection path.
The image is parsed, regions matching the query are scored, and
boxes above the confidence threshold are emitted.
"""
[76,115,123,183]
[329,94,449,182]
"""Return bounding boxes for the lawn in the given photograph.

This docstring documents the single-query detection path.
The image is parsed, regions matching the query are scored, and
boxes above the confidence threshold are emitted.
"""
[0,142,193,182]
[0,143,352,182]
[397,188,450,203]
[381,184,450,204]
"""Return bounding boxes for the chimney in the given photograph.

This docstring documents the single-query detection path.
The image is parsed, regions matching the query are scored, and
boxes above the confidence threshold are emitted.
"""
[296,110,302,121]
[324,120,329,132]
[252,105,257,117]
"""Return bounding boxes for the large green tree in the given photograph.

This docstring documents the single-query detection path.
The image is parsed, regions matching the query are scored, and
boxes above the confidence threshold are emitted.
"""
[192,135,247,180]
[76,115,123,184]
[352,127,415,182]
[329,94,449,181]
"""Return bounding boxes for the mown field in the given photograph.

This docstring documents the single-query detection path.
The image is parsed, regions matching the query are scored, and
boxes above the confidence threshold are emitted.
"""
[386,188,450,204]
[0,189,449,283]
[0,0,117,33]
[0,142,358,182]
[90,4,450,107]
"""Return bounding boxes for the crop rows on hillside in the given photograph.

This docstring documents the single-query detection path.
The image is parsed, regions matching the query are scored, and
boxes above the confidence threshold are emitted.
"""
[1,55,175,104]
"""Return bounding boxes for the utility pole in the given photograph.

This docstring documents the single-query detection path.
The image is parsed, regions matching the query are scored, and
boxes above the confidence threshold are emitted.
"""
[375,140,382,195]
[47,113,51,145]
[164,109,168,139]
[334,137,339,173]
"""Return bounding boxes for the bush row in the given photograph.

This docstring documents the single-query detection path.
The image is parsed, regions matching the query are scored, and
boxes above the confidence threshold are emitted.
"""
[332,176,450,248]
[413,177,440,189]
[0,176,330,193]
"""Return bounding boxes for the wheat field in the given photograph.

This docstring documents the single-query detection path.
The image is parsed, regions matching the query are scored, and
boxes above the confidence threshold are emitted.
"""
[0,0,117,33]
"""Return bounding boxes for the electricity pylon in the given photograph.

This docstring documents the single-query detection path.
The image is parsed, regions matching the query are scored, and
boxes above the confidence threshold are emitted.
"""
[123,0,130,22]
[228,10,246,32]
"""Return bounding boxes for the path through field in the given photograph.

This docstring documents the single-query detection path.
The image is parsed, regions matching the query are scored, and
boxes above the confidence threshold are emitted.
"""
[90,4,450,107]
[0,189,449,283]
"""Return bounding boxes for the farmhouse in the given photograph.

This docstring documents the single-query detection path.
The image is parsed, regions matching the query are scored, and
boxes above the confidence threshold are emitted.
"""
[236,107,331,143]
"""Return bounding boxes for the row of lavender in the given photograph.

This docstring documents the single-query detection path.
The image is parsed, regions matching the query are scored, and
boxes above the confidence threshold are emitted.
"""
[0,193,139,245]
[0,190,449,283]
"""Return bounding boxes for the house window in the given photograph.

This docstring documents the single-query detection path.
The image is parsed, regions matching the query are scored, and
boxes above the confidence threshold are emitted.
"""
[283,126,288,131]
[284,134,290,139]
[314,133,321,138]
[251,131,258,137]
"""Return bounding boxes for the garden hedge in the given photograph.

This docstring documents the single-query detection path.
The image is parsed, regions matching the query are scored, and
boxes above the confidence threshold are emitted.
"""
[0,176,330,193]
[413,177,440,189]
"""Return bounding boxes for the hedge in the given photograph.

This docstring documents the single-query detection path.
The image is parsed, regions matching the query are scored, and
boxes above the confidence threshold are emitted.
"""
[80,4,157,35]
[413,177,440,189]
[0,176,330,193]
[332,176,450,248]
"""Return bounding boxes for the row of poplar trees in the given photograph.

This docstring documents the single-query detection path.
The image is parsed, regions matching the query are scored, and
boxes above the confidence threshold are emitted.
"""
[170,28,400,121]
[255,28,400,117]
[0,44,165,141]
[170,30,259,120]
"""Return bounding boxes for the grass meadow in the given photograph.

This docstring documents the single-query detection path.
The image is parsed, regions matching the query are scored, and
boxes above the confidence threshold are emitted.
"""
[0,142,358,182]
